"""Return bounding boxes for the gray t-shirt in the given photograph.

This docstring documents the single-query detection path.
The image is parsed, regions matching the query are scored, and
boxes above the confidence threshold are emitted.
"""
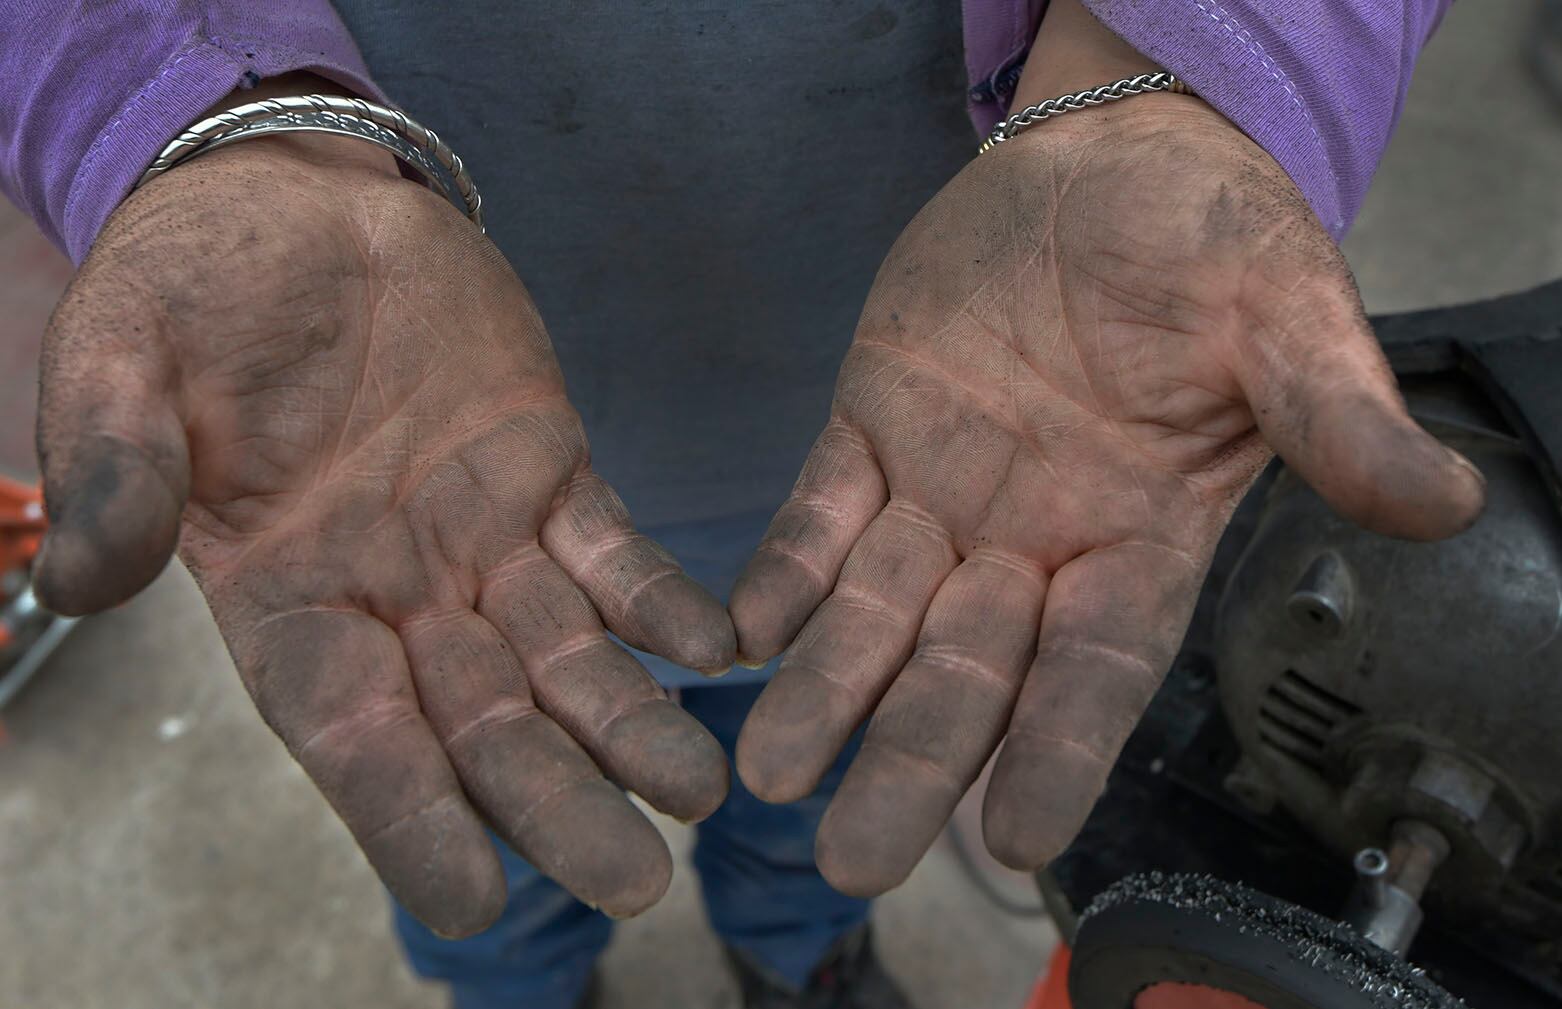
[332,1,975,682]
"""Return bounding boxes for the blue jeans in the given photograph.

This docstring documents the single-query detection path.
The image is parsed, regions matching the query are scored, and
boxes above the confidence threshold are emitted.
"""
[393,682,868,1009]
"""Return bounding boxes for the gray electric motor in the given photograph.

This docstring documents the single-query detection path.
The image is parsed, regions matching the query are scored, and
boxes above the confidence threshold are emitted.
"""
[1216,377,1562,955]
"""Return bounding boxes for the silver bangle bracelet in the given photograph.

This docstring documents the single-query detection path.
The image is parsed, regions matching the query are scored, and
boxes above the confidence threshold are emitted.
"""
[979,72,1195,154]
[136,94,485,232]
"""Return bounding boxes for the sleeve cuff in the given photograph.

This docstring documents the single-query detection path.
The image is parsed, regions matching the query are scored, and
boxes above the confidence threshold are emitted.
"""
[1083,0,1449,242]
[60,34,386,264]
[1083,0,1348,238]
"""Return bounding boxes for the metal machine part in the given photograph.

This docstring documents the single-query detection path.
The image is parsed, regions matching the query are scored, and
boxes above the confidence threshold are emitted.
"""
[1070,872,1465,1009]
[1050,280,1562,1008]
[1343,821,1450,956]
[1215,378,1562,946]
[1052,648,1560,1007]
[0,585,76,709]
[0,476,72,710]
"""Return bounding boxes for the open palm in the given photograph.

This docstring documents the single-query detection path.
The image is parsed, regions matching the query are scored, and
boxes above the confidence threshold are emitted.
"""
[730,98,1484,894]
[35,135,734,934]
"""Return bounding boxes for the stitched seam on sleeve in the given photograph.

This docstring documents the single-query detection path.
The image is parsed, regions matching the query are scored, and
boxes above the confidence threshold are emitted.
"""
[1186,0,1342,227]
[63,37,239,238]
[61,31,379,256]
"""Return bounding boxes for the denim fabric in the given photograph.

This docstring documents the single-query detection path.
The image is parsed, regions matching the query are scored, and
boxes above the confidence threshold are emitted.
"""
[394,682,868,1009]
[684,684,868,986]
[395,852,613,1009]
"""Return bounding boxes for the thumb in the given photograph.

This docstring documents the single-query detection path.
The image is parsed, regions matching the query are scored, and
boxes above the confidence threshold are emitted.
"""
[33,279,190,615]
[1237,271,1484,542]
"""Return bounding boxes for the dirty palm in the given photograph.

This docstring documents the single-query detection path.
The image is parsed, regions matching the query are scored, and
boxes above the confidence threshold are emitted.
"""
[36,103,1481,934]
[730,100,1482,893]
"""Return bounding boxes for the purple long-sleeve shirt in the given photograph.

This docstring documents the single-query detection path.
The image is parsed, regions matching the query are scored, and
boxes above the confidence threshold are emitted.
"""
[2,0,1446,261]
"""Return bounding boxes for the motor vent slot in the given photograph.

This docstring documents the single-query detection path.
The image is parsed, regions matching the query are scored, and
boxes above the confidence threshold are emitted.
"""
[1257,668,1362,770]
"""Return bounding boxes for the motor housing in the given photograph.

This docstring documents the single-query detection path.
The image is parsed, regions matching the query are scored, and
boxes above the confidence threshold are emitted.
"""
[1215,379,1562,943]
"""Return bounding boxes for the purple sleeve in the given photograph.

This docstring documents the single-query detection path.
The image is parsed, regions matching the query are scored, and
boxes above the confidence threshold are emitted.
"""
[0,1,384,264]
[964,0,1453,241]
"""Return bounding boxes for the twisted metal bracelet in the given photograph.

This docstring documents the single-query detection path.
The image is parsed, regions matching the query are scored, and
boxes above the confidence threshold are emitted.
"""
[136,94,484,232]
[979,72,1194,154]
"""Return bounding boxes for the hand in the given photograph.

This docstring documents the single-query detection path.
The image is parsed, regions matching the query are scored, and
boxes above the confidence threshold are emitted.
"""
[34,128,734,934]
[728,94,1484,893]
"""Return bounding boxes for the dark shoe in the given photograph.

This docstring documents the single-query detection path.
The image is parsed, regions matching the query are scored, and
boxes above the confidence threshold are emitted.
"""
[571,968,601,1009]
[725,925,913,1009]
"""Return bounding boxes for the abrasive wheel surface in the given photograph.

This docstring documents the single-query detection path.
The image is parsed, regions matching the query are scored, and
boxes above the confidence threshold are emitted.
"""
[1068,872,1466,1009]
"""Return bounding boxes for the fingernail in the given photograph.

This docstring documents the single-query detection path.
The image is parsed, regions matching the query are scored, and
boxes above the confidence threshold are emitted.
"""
[1446,447,1486,488]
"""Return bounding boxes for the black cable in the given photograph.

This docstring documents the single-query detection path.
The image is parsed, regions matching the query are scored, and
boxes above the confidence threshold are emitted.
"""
[943,819,1048,918]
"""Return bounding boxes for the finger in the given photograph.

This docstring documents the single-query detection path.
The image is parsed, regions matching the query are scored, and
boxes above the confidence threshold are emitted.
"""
[33,280,190,614]
[736,499,958,804]
[983,540,1206,870]
[542,471,735,674]
[235,608,505,938]
[402,609,673,917]
[479,544,728,822]
[729,420,887,665]
[1237,263,1484,541]
[815,550,1047,896]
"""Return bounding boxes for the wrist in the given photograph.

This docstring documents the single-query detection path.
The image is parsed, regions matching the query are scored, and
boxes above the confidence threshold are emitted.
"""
[1014,0,1187,114]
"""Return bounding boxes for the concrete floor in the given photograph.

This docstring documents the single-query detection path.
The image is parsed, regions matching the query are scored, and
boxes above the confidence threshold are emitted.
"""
[2,3,1560,1007]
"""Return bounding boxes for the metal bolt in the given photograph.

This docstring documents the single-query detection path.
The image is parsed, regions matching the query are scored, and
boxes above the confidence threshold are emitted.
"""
[1344,822,1450,955]
[1286,551,1355,638]
[1353,847,1390,908]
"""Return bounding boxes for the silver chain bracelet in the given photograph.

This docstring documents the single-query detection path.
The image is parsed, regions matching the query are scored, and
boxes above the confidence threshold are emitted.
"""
[979,72,1194,154]
[136,94,484,232]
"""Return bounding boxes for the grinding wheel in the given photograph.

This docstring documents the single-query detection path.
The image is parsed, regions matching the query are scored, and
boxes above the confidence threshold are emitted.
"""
[1068,873,1465,1009]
